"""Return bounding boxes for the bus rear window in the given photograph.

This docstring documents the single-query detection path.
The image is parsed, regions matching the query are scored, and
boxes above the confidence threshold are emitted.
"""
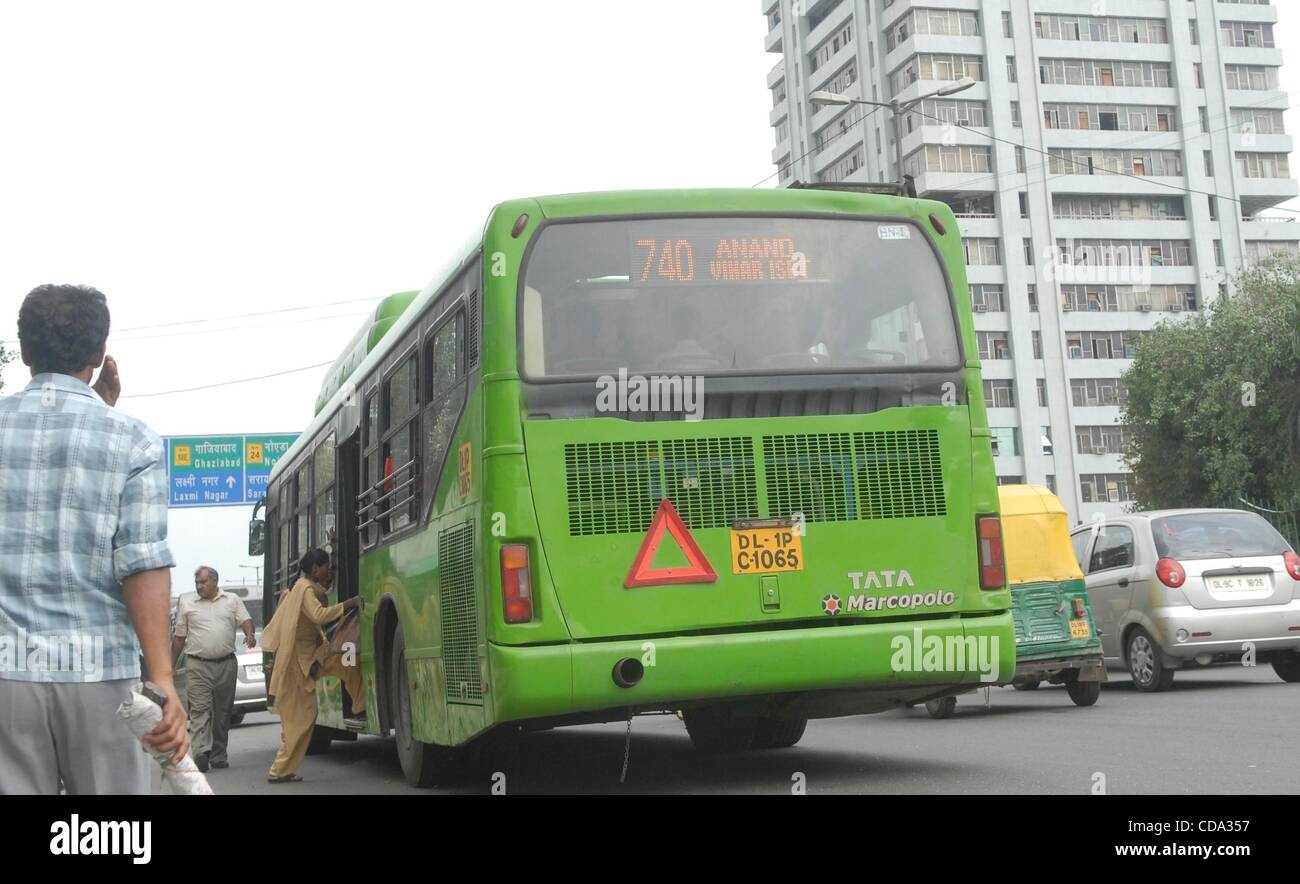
[520,217,960,378]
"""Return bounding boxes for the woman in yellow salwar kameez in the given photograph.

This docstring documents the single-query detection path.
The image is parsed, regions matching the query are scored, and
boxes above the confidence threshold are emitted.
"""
[261,549,364,784]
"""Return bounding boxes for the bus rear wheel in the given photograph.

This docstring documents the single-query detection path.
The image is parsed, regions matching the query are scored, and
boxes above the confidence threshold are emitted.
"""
[390,630,464,787]
[751,718,808,750]
[683,706,758,754]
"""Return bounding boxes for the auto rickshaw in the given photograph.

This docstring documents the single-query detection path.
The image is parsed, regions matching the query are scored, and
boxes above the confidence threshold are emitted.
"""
[924,484,1107,718]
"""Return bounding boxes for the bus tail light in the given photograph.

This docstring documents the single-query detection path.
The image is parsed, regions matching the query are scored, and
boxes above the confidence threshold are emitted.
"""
[501,545,533,623]
[1284,551,1300,581]
[1156,558,1186,588]
[977,514,1005,590]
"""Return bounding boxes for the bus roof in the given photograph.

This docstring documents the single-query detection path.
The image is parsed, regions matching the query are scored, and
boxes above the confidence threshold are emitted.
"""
[267,187,958,490]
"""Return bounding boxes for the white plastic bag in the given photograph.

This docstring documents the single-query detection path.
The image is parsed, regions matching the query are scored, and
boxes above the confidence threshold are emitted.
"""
[117,682,213,796]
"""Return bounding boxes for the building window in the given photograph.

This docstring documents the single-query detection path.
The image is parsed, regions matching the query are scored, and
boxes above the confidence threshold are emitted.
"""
[1003,12,1012,38]
[984,379,1015,408]
[1045,474,1056,493]
[1006,56,1017,82]
[1195,65,1204,90]
[1079,473,1137,504]
[977,332,1012,359]
[1214,240,1225,267]
[1010,101,1021,128]
[1189,19,1198,45]
[1015,146,1025,172]
[1041,426,1054,456]
[1019,192,1030,219]
[990,427,1021,457]
[1032,331,1042,359]
[1204,150,1213,177]
[1023,237,1034,265]
[1037,378,1048,407]
[1027,284,1038,313]
[1208,195,1217,221]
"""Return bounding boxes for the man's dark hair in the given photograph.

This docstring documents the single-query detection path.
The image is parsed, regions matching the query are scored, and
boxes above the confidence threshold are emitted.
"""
[17,284,111,375]
[195,565,219,584]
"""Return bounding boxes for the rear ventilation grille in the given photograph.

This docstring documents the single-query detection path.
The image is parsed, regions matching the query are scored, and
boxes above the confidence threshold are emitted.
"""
[565,438,758,536]
[764,429,946,523]
[439,521,481,703]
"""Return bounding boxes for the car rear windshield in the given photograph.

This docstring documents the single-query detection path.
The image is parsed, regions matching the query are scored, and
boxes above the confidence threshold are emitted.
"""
[1151,512,1290,561]
[520,216,960,378]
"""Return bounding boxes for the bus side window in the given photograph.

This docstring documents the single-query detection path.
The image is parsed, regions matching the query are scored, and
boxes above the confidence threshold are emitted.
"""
[381,352,420,535]
[360,393,379,548]
[313,434,336,560]
[424,308,467,515]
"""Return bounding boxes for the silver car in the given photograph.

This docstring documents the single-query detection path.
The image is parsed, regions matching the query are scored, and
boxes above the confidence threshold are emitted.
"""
[1069,509,1300,691]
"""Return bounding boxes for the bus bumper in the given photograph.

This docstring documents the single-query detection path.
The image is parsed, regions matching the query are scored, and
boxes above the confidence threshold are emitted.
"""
[488,612,1015,723]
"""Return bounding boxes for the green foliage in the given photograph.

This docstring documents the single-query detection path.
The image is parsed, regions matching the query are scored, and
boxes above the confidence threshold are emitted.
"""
[0,343,14,394]
[1122,256,1300,510]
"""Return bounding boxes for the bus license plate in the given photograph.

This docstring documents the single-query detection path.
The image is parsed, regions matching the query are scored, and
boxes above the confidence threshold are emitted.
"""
[1068,619,1091,639]
[730,527,803,575]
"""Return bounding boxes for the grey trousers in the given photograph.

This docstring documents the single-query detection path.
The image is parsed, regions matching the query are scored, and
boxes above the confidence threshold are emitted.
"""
[186,656,236,764]
[0,677,151,795]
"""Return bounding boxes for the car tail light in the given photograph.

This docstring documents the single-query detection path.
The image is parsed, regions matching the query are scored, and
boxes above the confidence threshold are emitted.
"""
[1156,558,1186,588]
[1072,598,1087,618]
[977,514,1005,590]
[1284,551,1300,581]
[501,545,533,623]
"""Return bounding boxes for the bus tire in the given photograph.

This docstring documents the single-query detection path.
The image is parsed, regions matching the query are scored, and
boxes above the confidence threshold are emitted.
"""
[924,696,957,719]
[1065,675,1102,707]
[683,706,758,754]
[1272,651,1300,683]
[306,727,333,755]
[751,718,808,750]
[390,629,462,787]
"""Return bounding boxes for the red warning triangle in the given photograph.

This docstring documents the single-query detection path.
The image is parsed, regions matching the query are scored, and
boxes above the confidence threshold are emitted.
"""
[624,499,718,588]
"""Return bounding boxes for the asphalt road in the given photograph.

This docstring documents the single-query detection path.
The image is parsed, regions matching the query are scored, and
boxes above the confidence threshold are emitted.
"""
[210,665,1300,795]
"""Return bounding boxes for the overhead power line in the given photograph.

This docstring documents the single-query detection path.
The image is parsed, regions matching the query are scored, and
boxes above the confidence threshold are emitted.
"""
[119,361,333,399]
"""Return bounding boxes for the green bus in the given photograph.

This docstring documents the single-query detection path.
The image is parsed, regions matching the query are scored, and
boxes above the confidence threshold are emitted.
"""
[256,186,1015,786]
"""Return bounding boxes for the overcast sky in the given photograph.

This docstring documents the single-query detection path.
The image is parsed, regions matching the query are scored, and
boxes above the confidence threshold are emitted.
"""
[2,1,1298,594]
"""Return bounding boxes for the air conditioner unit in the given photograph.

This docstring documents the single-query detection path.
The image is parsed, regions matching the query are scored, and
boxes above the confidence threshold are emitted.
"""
[1137,304,1153,312]
[1062,303,1075,311]
[1169,303,1182,312]
[956,119,971,127]
[974,304,988,312]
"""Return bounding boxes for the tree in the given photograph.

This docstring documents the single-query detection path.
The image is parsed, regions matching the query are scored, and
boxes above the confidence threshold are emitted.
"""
[1122,255,1300,510]
[0,342,14,394]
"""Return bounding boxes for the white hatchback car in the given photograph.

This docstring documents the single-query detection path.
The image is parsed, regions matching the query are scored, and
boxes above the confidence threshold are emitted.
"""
[1069,509,1300,691]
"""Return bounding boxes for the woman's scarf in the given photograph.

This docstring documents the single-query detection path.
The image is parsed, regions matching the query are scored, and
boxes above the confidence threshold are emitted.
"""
[262,576,327,702]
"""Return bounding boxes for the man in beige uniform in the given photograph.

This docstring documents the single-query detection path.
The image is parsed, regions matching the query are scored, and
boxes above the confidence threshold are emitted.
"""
[171,566,254,772]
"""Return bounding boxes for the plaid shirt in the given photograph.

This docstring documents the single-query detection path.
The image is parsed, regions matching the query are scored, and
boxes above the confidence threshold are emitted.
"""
[0,373,175,682]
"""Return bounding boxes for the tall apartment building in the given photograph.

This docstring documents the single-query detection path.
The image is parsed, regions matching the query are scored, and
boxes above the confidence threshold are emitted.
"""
[763,0,1299,522]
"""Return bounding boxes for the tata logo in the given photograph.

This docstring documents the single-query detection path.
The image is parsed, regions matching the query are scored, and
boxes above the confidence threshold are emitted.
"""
[847,569,915,590]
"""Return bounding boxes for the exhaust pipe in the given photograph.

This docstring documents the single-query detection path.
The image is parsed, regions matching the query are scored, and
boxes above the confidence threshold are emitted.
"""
[612,657,644,689]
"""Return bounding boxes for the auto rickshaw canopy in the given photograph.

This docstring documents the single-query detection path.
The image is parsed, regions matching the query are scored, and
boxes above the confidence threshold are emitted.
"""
[997,484,1085,585]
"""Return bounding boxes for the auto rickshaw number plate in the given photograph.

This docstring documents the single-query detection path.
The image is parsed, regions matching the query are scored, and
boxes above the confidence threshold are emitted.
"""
[1068,618,1091,639]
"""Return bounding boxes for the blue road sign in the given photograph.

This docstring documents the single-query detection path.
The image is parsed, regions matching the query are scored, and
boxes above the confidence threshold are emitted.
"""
[165,434,299,508]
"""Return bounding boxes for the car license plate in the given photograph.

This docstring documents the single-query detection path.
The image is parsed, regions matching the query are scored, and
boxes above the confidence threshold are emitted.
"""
[730,527,803,575]
[1068,619,1091,639]
[1207,575,1269,592]
[244,664,263,677]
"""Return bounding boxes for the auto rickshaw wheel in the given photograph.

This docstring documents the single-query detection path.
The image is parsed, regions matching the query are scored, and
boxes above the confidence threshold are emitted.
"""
[1065,675,1101,706]
[1013,680,1041,691]
[924,696,957,719]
